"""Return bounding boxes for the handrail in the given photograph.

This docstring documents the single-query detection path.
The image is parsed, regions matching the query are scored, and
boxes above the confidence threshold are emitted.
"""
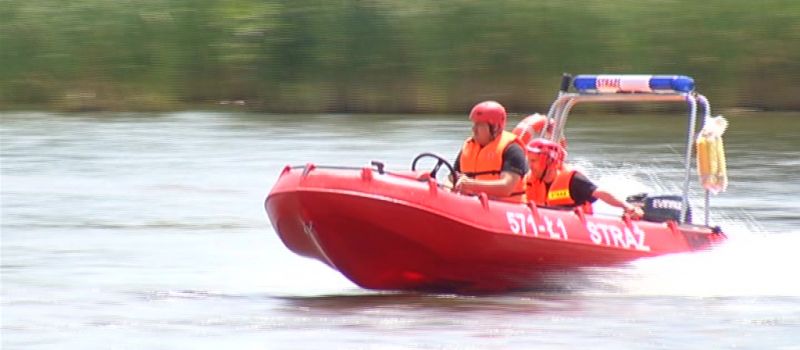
[544,90,706,224]
[695,94,712,226]
[683,94,698,223]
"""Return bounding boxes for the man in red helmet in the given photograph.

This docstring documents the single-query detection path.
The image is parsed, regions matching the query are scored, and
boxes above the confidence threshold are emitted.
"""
[526,138,643,218]
[452,101,528,203]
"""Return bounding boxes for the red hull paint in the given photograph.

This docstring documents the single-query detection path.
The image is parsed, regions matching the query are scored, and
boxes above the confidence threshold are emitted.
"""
[266,165,726,293]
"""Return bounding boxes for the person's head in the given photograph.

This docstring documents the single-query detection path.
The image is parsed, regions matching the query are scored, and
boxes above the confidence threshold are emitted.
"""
[526,138,566,181]
[469,101,506,146]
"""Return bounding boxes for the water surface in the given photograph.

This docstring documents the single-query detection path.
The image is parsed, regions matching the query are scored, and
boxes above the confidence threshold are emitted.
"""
[2,111,799,349]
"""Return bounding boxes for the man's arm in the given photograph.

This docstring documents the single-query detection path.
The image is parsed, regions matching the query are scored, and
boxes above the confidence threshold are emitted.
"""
[446,151,462,187]
[455,171,521,196]
[592,189,644,219]
[571,172,643,218]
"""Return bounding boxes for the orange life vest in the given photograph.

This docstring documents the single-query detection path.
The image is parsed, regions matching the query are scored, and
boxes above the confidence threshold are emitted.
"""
[459,131,527,203]
[525,166,594,214]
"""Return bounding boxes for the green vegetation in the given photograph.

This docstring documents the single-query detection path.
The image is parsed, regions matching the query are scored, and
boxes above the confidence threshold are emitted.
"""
[2,0,799,112]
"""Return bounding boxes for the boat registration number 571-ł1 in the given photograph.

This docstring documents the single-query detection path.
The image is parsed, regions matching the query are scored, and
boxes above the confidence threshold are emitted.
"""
[505,212,568,239]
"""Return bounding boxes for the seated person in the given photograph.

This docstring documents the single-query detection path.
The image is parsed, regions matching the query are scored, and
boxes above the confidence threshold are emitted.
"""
[451,101,528,203]
[525,138,644,219]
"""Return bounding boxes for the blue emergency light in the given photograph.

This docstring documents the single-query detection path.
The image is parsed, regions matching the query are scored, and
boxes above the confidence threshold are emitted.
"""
[573,75,695,93]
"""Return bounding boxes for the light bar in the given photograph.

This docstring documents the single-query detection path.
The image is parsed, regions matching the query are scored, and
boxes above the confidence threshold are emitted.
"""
[573,75,695,93]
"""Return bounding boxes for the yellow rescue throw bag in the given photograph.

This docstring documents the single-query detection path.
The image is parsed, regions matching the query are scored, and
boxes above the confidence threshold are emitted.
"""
[696,115,728,194]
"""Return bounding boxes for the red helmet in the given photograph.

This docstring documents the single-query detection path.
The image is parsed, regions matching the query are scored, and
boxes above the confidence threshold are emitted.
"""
[526,138,566,170]
[469,101,507,130]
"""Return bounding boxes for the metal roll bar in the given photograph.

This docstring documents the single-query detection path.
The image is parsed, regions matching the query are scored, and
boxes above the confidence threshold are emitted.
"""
[540,75,713,225]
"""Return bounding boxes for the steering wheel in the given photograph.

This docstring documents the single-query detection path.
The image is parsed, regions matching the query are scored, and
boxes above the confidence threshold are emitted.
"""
[411,152,458,185]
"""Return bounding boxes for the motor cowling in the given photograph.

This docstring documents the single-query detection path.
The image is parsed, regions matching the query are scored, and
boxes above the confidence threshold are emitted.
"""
[626,193,691,223]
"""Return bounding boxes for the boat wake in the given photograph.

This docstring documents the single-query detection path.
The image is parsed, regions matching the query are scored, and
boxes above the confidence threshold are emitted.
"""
[584,227,800,297]
[576,166,800,298]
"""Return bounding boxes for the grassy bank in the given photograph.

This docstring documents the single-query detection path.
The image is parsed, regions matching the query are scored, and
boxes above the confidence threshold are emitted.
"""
[2,0,799,113]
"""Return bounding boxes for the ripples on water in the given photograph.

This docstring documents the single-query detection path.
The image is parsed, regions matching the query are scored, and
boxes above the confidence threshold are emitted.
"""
[2,111,799,349]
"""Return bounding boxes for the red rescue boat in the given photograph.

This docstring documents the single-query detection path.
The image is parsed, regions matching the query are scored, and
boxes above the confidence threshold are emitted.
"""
[265,74,729,293]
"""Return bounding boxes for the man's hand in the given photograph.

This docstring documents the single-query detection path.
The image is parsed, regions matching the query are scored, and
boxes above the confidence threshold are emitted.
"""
[453,174,474,194]
[624,205,644,220]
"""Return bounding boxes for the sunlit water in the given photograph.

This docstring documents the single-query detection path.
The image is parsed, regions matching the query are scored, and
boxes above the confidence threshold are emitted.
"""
[2,111,799,349]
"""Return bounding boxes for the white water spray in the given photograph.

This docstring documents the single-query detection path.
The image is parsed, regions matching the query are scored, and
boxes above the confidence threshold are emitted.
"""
[580,161,800,297]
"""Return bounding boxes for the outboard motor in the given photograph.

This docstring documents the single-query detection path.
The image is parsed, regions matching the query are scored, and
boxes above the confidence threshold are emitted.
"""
[626,193,691,223]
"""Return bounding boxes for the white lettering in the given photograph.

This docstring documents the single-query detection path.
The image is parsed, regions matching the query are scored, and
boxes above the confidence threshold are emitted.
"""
[556,218,568,240]
[634,224,651,251]
[586,221,651,251]
[514,213,527,235]
[506,212,520,234]
[623,226,637,249]
[586,221,603,244]
[544,216,559,239]
[652,199,682,210]
[609,225,624,247]
[506,213,650,252]
[505,211,568,240]
[600,224,612,245]
[527,215,538,237]
[588,222,603,244]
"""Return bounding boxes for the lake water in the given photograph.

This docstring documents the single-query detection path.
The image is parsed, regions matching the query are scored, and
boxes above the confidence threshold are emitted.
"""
[2,111,799,349]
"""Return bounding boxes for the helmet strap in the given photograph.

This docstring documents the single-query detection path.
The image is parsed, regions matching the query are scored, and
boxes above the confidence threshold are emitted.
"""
[535,156,549,182]
[488,124,502,138]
